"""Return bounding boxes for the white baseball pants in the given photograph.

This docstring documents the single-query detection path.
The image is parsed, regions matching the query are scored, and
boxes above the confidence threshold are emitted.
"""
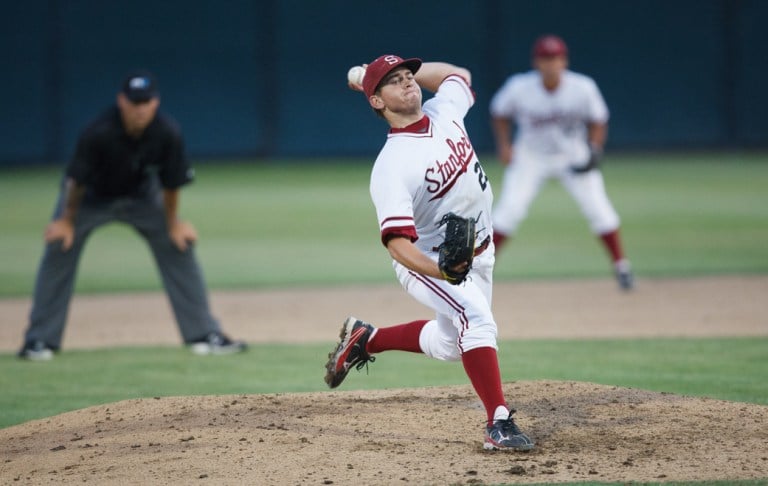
[393,250,498,362]
[492,147,620,236]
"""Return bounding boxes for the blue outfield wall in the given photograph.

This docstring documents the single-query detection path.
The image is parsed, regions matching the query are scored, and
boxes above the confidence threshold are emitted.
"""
[2,0,766,165]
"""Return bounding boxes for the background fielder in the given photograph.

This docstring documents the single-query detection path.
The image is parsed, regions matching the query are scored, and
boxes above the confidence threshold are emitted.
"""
[490,34,633,290]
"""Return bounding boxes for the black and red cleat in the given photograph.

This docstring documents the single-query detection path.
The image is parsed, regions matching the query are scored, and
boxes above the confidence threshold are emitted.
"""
[324,317,376,388]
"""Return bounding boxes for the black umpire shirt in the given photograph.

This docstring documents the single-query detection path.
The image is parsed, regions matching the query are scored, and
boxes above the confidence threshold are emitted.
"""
[66,106,194,199]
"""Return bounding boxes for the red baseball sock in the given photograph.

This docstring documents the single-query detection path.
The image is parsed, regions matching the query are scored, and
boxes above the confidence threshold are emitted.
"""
[366,319,428,354]
[599,229,625,263]
[492,231,508,251]
[461,347,507,425]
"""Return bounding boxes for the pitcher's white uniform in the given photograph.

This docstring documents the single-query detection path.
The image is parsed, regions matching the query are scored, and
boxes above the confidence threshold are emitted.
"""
[490,69,620,236]
[325,56,535,451]
[370,74,496,361]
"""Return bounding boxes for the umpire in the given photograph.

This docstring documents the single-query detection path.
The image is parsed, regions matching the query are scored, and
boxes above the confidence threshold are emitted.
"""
[18,70,246,360]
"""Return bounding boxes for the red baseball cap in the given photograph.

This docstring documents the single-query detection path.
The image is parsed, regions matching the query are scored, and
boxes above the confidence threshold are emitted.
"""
[532,35,568,58]
[362,54,422,98]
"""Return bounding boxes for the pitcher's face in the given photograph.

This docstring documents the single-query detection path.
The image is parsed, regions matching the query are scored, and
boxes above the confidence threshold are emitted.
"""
[371,67,422,116]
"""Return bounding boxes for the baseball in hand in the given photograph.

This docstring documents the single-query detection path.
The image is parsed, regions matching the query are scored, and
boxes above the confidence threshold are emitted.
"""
[347,66,365,86]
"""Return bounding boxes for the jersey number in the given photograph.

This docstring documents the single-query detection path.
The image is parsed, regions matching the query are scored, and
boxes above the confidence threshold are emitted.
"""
[474,162,489,191]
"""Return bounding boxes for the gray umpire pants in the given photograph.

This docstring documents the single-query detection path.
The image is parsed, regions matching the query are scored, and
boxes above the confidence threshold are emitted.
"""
[24,184,222,350]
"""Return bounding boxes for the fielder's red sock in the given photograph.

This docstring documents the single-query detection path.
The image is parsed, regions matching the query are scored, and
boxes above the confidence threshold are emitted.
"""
[366,319,428,354]
[461,347,507,425]
[599,229,626,263]
[492,231,508,251]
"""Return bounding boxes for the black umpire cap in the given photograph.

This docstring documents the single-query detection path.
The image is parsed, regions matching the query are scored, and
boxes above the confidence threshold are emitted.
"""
[121,70,159,102]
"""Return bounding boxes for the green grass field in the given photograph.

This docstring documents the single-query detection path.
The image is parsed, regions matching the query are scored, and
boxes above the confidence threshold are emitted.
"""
[1,152,766,296]
[1,153,767,484]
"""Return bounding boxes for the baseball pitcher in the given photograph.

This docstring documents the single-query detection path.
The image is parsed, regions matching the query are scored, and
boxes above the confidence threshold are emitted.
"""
[325,54,534,451]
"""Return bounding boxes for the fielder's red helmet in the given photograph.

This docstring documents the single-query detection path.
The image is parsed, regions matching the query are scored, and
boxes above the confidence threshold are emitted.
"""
[532,35,568,58]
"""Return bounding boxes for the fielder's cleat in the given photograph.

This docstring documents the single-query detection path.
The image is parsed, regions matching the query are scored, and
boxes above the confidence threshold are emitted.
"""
[614,259,634,291]
[18,340,55,361]
[484,410,535,451]
[189,332,247,355]
[324,317,376,388]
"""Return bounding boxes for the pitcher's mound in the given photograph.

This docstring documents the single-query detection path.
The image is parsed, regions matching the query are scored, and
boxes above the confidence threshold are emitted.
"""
[1,380,766,484]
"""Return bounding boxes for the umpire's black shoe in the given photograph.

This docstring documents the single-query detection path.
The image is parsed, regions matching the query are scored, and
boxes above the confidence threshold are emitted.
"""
[324,317,376,388]
[189,332,247,355]
[18,340,55,361]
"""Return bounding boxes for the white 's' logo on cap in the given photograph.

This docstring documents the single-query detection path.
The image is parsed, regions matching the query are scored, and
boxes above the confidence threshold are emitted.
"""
[129,77,149,89]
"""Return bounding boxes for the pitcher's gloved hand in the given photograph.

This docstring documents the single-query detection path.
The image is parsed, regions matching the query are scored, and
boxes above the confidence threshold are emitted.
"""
[436,212,476,285]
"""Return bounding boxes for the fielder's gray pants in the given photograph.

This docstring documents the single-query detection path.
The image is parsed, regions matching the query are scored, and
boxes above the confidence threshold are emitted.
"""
[24,187,221,350]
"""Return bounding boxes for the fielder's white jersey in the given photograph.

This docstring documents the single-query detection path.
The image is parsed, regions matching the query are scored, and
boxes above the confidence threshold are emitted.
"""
[490,70,608,161]
[370,75,493,255]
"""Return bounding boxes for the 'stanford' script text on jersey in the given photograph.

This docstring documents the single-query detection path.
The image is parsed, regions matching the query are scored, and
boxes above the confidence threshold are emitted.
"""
[370,75,493,255]
[424,121,475,200]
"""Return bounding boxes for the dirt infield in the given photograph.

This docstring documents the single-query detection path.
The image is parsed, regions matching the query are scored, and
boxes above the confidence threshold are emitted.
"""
[1,275,767,484]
